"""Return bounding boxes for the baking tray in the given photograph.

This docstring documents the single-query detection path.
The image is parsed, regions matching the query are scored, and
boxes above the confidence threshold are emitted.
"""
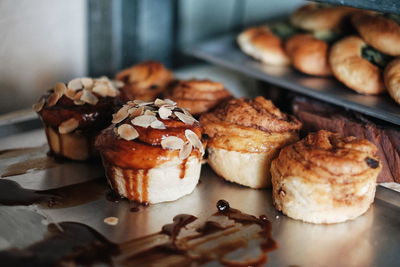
[0,110,399,266]
[185,34,400,126]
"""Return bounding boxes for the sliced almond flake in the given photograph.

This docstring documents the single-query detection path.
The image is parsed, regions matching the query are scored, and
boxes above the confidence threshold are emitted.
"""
[133,99,147,105]
[161,136,184,150]
[65,89,76,100]
[107,87,119,97]
[73,91,83,101]
[112,105,130,124]
[92,84,109,97]
[129,106,144,117]
[154,98,166,107]
[67,78,83,90]
[104,217,119,226]
[74,100,85,105]
[32,98,45,112]
[174,111,197,125]
[150,119,166,129]
[164,99,176,106]
[144,110,156,116]
[47,92,62,107]
[179,141,193,160]
[181,107,193,117]
[131,115,157,128]
[185,129,204,155]
[113,80,124,88]
[80,89,99,105]
[137,101,154,107]
[159,106,172,119]
[54,82,67,95]
[81,77,94,89]
[59,118,79,134]
[117,124,139,141]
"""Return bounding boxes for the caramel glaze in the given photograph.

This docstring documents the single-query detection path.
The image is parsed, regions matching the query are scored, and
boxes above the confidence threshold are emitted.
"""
[121,200,277,266]
[96,119,202,203]
[38,94,120,158]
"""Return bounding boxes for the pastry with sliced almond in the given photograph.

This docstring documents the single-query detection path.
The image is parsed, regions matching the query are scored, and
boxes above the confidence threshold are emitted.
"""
[163,79,232,116]
[95,99,204,204]
[33,77,123,160]
[116,61,173,102]
[200,96,302,189]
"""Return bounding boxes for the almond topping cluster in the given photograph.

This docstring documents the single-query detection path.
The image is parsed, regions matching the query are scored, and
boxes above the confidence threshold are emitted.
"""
[113,99,203,159]
[33,77,123,112]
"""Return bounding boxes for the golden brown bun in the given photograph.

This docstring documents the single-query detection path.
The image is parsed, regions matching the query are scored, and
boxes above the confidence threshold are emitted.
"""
[237,26,290,66]
[271,130,381,224]
[164,79,232,116]
[329,36,385,95]
[285,34,332,76]
[201,97,301,188]
[384,57,400,104]
[290,4,356,31]
[352,13,400,56]
[116,61,173,102]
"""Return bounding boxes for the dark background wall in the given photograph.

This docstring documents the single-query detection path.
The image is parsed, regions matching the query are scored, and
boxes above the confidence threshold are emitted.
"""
[87,0,303,76]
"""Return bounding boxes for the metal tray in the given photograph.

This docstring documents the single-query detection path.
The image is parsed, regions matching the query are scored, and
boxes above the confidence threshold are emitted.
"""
[0,110,399,266]
[186,34,400,126]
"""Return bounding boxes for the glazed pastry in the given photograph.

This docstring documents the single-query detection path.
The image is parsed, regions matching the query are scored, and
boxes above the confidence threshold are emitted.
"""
[290,3,355,32]
[95,99,204,204]
[329,36,387,95]
[271,130,381,224]
[116,61,173,102]
[384,58,400,104]
[163,79,232,116]
[201,96,301,189]
[33,77,122,161]
[285,33,332,76]
[352,13,400,56]
[237,25,291,66]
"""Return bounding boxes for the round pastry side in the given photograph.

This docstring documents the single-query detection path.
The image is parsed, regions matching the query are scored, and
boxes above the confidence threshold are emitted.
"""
[116,61,173,102]
[271,130,381,224]
[95,99,204,204]
[33,77,122,161]
[384,57,400,104]
[163,79,232,116]
[329,35,386,95]
[201,96,302,189]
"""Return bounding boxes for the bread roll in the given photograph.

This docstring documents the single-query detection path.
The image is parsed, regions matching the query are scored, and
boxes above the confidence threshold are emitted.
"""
[237,26,290,66]
[163,79,232,116]
[271,130,381,224]
[116,61,173,102]
[201,96,301,188]
[384,57,400,104]
[285,33,332,76]
[329,36,385,95]
[291,3,356,31]
[352,13,400,56]
[95,99,204,204]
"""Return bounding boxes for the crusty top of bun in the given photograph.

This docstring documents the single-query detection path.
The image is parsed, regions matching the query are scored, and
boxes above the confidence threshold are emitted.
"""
[116,61,173,95]
[201,96,302,133]
[274,130,381,183]
[291,3,356,31]
[351,12,400,56]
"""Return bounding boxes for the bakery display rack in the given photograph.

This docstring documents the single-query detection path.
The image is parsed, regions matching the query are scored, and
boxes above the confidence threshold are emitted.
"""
[186,34,400,126]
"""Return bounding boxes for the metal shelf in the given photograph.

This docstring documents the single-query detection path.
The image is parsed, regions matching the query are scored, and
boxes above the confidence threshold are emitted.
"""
[314,0,400,15]
[185,34,400,126]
